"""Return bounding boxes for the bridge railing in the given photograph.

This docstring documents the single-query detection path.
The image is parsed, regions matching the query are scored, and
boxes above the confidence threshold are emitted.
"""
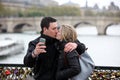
[0,64,120,80]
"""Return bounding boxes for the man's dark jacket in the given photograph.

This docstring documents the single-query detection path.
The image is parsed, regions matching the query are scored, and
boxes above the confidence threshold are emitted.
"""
[24,34,86,80]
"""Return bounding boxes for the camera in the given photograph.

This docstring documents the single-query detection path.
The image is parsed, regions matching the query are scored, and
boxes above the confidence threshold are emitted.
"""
[39,38,46,46]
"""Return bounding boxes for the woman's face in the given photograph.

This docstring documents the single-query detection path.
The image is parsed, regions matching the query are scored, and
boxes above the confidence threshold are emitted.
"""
[56,27,62,40]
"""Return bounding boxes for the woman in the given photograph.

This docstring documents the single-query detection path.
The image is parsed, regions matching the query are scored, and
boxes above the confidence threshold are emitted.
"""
[55,24,81,80]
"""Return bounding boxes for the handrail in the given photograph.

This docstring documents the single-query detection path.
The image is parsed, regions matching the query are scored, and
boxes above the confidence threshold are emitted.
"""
[1,64,120,69]
[0,63,120,69]
[0,64,27,67]
[95,66,120,70]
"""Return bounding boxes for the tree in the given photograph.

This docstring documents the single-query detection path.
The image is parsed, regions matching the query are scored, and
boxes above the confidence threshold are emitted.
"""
[0,2,5,17]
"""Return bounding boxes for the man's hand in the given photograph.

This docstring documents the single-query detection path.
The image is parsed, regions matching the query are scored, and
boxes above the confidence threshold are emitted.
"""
[64,42,77,52]
[32,42,46,57]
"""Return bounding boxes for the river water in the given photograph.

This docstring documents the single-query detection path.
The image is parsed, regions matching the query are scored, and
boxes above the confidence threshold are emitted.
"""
[0,25,120,67]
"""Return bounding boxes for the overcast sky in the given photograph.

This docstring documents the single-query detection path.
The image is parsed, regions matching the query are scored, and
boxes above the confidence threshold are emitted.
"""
[53,0,120,9]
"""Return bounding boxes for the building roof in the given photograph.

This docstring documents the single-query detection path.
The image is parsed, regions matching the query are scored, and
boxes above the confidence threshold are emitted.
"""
[61,1,80,7]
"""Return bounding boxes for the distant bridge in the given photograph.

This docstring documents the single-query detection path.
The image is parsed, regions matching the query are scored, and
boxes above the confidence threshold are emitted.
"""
[0,16,120,35]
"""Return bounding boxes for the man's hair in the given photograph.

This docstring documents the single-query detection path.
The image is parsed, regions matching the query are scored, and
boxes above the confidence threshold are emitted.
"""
[40,17,57,33]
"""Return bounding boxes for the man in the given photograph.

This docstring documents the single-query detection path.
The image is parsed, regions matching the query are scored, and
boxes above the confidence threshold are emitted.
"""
[24,17,86,80]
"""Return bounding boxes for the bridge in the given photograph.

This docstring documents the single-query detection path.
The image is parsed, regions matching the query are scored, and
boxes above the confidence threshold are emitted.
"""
[0,16,120,35]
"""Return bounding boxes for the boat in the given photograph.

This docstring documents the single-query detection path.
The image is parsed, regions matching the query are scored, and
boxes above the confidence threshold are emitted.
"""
[0,39,24,57]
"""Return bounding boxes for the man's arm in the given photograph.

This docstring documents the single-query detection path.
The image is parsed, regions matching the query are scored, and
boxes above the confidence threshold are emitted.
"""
[24,41,36,67]
[75,40,86,55]
[24,39,47,67]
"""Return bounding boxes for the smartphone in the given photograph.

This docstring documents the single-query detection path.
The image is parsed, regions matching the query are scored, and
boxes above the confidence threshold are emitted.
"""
[39,38,46,46]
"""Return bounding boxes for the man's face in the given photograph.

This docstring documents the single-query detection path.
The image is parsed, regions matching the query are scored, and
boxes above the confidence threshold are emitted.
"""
[43,22,58,38]
[56,27,62,41]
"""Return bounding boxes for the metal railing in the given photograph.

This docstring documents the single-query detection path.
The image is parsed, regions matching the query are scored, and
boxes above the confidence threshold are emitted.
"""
[0,64,120,80]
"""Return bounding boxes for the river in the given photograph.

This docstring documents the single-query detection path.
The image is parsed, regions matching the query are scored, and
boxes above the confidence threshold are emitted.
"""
[0,26,120,67]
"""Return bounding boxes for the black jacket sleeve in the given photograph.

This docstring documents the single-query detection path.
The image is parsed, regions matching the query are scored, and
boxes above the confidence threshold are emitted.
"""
[23,41,37,67]
[75,40,86,55]
[56,50,81,80]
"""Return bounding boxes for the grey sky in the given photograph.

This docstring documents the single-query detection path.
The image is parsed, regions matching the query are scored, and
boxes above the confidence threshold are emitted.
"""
[53,0,120,9]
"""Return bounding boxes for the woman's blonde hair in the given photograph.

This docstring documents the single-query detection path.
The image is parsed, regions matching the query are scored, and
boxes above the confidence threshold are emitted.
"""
[61,24,77,42]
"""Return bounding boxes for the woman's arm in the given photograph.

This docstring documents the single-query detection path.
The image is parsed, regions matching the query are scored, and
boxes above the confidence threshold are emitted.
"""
[64,39,86,55]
